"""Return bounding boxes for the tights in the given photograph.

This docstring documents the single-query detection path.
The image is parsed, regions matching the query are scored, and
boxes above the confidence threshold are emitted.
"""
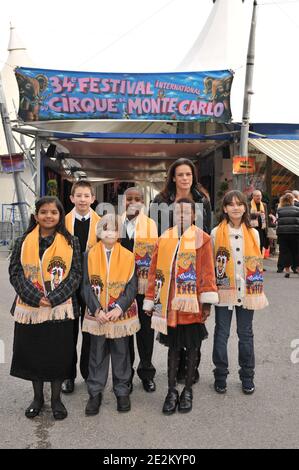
[168,347,199,391]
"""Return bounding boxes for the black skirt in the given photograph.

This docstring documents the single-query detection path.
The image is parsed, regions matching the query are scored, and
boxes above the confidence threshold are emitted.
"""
[158,323,208,350]
[10,320,75,382]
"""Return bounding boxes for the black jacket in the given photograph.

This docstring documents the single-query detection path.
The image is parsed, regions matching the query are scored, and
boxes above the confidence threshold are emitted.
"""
[149,187,212,236]
[276,206,299,235]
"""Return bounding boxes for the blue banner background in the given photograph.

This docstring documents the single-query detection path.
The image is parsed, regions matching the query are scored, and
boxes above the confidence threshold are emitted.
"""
[15,67,233,123]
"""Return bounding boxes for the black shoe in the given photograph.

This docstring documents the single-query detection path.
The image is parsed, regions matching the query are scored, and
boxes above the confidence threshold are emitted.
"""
[25,399,44,419]
[117,396,131,412]
[284,273,290,278]
[85,393,102,416]
[242,380,255,395]
[162,389,179,415]
[51,400,68,420]
[61,379,75,394]
[214,380,227,394]
[142,379,156,393]
[178,388,193,413]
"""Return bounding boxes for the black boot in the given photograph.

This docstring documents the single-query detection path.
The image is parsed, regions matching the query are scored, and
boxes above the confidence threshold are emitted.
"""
[25,380,44,419]
[178,387,193,413]
[162,348,180,415]
[85,393,102,416]
[176,349,186,384]
[178,348,198,413]
[162,389,179,415]
[51,380,67,420]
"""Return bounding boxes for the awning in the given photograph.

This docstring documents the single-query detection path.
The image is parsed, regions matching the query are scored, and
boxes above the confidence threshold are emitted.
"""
[249,139,299,176]
[55,141,216,181]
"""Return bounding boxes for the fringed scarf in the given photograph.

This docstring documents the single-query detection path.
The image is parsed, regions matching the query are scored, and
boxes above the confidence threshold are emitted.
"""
[250,200,266,229]
[214,220,269,310]
[123,213,158,295]
[82,241,140,338]
[65,208,100,250]
[151,225,200,335]
[14,226,74,324]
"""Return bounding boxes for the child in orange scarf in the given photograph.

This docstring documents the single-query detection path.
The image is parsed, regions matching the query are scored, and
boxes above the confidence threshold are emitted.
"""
[144,199,218,414]
[211,190,268,395]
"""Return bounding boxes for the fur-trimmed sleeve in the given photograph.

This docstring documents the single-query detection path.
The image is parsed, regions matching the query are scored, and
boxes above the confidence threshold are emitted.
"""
[196,235,219,304]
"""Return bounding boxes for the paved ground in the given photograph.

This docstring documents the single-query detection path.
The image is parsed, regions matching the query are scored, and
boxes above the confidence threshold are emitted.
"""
[0,254,299,449]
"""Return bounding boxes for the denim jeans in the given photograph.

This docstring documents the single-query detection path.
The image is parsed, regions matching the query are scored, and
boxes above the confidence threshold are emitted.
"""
[212,305,255,382]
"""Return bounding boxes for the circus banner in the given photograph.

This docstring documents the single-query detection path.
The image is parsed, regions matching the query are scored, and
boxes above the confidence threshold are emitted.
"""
[15,67,233,123]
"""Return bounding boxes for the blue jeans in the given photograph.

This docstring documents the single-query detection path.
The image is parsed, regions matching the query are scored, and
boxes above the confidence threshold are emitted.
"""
[212,306,255,382]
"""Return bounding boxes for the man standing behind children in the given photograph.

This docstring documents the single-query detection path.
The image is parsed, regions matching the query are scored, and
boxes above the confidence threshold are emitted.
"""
[62,181,101,393]
[121,187,158,393]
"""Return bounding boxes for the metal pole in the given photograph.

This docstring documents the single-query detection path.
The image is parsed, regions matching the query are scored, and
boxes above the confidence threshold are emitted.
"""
[0,76,28,232]
[235,0,257,191]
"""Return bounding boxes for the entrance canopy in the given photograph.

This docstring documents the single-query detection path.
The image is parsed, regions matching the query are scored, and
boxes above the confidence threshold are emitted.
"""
[56,141,215,181]
[249,139,299,177]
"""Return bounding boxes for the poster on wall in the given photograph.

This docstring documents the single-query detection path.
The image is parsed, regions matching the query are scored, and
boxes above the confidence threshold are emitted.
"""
[0,153,25,173]
[15,67,233,123]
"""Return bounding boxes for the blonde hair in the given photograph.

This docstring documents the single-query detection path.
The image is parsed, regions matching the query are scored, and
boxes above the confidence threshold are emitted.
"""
[96,213,121,240]
[279,193,294,208]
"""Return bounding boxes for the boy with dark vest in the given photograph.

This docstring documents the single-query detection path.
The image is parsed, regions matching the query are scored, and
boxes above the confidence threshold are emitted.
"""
[62,181,100,393]
[121,187,158,393]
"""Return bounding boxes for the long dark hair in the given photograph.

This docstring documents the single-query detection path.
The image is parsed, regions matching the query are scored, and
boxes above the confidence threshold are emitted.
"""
[160,158,210,201]
[220,190,251,228]
[24,196,72,244]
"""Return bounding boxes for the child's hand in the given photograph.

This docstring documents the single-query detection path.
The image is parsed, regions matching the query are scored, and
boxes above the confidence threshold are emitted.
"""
[95,309,109,324]
[144,310,153,317]
[202,303,211,321]
[39,296,51,307]
[106,307,122,322]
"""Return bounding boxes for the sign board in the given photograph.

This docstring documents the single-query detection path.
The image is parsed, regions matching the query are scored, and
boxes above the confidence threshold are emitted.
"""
[233,156,255,175]
[15,67,233,123]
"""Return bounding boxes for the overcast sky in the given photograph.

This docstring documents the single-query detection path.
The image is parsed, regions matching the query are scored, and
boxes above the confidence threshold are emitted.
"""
[0,0,299,122]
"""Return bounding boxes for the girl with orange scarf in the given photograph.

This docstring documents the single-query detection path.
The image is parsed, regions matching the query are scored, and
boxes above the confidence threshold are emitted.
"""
[144,199,218,414]
[211,191,268,396]
[9,196,82,420]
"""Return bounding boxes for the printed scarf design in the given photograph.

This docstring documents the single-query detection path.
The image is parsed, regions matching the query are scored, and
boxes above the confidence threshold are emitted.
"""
[14,226,74,324]
[151,225,200,335]
[82,241,140,338]
[124,213,158,295]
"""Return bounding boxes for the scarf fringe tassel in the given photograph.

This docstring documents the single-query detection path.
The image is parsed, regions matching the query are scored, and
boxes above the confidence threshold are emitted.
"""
[171,296,199,313]
[14,303,75,325]
[82,317,140,338]
[243,293,269,310]
[218,290,269,310]
[151,315,168,335]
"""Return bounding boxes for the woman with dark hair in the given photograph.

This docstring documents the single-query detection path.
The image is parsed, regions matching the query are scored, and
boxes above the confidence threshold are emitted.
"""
[150,157,211,236]
[9,196,82,420]
[211,190,268,395]
[149,158,212,385]
[276,193,299,278]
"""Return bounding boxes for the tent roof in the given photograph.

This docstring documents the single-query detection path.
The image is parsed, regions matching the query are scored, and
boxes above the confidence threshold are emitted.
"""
[249,138,299,176]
